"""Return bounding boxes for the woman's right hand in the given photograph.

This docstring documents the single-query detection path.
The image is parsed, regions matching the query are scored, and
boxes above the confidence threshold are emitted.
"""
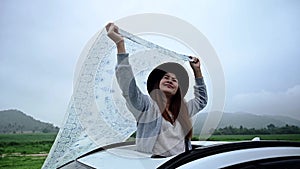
[105,23,124,44]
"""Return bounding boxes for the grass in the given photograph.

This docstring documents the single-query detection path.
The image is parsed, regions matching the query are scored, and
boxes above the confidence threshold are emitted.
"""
[0,133,299,169]
[0,156,46,169]
[0,133,56,155]
[0,133,56,142]
[0,133,56,169]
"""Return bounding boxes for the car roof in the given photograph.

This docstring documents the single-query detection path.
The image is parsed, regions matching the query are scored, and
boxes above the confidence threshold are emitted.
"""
[158,140,300,169]
[58,140,300,169]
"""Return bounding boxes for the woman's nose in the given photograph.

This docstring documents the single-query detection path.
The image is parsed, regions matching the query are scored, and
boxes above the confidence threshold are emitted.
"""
[166,79,172,84]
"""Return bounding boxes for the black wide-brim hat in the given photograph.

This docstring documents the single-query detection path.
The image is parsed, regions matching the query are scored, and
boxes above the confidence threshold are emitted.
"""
[147,62,189,97]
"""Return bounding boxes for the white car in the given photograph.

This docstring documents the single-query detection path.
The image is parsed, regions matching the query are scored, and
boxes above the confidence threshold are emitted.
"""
[58,140,300,169]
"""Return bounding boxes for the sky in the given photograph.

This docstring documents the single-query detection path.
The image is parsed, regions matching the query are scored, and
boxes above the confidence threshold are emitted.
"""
[1,0,300,126]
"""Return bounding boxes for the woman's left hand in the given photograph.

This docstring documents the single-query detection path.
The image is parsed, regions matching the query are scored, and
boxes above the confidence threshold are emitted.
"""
[189,56,203,78]
[189,56,200,69]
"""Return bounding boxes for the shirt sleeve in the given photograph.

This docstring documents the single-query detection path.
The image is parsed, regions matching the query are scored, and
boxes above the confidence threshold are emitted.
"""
[115,53,151,120]
[187,77,208,117]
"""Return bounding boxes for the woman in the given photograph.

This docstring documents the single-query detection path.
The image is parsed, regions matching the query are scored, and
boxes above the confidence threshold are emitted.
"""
[106,23,208,157]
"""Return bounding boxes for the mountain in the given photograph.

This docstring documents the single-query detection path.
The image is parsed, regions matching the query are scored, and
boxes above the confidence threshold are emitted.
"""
[193,112,300,134]
[1,109,299,135]
[0,109,59,134]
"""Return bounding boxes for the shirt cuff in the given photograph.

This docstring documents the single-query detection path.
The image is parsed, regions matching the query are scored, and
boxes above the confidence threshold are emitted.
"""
[117,53,129,65]
[195,78,205,86]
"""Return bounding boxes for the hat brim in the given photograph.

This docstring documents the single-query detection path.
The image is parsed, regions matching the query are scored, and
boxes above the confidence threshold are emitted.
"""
[147,62,189,97]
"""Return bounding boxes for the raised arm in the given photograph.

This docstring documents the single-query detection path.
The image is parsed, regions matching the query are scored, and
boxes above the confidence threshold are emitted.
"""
[106,23,150,120]
[187,56,208,117]
[106,22,126,53]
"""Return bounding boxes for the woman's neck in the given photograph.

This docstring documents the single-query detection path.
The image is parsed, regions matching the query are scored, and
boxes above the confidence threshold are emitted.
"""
[163,94,172,110]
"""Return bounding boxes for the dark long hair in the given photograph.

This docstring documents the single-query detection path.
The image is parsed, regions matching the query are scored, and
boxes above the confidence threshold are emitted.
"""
[148,70,193,139]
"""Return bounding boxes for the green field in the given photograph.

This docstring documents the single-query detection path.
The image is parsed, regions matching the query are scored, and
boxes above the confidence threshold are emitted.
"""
[0,133,56,169]
[0,133,299,169]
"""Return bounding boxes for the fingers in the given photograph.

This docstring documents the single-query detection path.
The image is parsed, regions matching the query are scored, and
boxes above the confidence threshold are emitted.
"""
[105,22,113,32]
[189,56,199,64]
[106,22,119,33]
[114,25,119,33]
[105,22,123,44]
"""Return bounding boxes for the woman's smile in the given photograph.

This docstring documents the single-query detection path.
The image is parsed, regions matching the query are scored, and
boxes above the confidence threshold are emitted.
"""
[159,73,179,95]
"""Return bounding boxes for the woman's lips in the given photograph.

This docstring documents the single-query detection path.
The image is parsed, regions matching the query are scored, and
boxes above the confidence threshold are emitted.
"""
[164,83,174,89]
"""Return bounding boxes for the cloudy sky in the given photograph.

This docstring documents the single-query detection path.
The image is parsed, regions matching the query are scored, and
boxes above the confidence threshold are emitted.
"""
[1,0,299,126]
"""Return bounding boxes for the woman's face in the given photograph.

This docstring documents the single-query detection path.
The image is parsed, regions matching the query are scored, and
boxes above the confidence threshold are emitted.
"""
[159,72,179,96]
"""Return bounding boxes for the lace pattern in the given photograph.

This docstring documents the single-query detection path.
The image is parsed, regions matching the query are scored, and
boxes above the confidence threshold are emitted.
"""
[42,28,189,169]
